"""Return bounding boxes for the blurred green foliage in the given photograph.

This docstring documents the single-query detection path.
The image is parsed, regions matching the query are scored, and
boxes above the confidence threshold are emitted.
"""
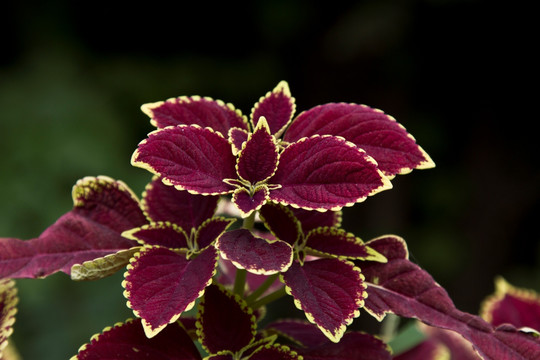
[1,1,537,358]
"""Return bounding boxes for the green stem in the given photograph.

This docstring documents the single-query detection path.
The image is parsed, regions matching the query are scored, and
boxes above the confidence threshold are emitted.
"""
[381,313,400,342]
[233,269,247,296]
[249,286,287,310]
[245,273,279,303]
[242,212,256,230]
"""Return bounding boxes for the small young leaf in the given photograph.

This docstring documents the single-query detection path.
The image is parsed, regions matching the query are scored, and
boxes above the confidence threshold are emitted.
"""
[0,279,17,355]
[197,284,256,354]
[251,81,296,137]
[270,136,392,211]
[132,125,237,195]
[71,247,141,281]
[232,186,269,218]
[142,96,248,136]
[195,217,236,250]
[283,103,435,177]
[281,259,367,343]
[122,222,190,249]
[142,177,219,230]
[123,246,218,338]
[228,127,250,155]
[216,229,293,275]
[72,318,201,360]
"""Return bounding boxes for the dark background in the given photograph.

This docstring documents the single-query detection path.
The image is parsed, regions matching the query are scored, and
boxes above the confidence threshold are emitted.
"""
[1,1,537,358]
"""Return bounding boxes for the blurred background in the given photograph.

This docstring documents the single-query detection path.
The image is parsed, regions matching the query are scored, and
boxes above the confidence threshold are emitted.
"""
[1,0,537,358]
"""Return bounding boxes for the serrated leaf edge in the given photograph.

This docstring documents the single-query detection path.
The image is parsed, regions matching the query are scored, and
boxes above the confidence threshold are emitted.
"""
[0,279,18,354]
[250,81,297,138]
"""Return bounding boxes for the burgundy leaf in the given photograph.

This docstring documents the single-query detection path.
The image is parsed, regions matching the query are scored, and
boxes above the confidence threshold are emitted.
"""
[362,235,540,360]
[291,208,342,233]
[122,222,189,249]
[0,279,17,354]
[228,127,249,155]
[197,284,256,354]
[305,227,387,261]
[248,343,301,360]
[232,186,269,218]
[205,355,234,360]
[480,277,540,332]
[281,259,367,342]
[236,118,279,184]
[123,246,217,337]
[259,203,302,246]
[131,125,236,195]
[73,318,201,360]
[298,332,392,360]
[218,258,282,295]
[195,217,236,250]
[283,103,435,177]
[393,339,449,360]
[251,81,295,137]
[216,229,293,275]
[142,96,248,135]
[270,136,392,211]
[264,319,329,348]
[0,176,145,279]
[142,177,219,230]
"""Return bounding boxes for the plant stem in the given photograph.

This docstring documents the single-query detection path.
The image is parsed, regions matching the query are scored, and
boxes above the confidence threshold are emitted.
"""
[233,212,257,297]
[245,273,279,303]
[381,313,400,342]
[249,286,287,310]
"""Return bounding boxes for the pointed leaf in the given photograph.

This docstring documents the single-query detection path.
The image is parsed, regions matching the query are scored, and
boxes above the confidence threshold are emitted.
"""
[195,217,236,250]
[281,259,367,343]
[228,127,250,155]
[142,177,219,230]
[132,125,236,195]
[251,81,295,137]
[142,96,248,135]
[284,103,435,177]
[480,277,540,332]
[216,229,293,275]
[0,176,145,278]
[71,247,141,281]
[197,284,256,354]
[123,222,189,249]
[259,203,302,247]
[291,208,342,233]
[232,186,269,218]
[0,279,17,355]
[298,332,392,360]
[305,227,387,261]
[362,235,540,360]
[236,118,279,184]
[72,318,201,360]
[123,246,218,338]
[270,136,392,211]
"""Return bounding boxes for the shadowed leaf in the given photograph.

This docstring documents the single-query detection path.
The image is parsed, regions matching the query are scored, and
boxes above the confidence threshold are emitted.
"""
[0,279,17,355]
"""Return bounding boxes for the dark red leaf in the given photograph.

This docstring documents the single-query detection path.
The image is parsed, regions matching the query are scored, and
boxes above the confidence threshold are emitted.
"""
[362,235,540,360]
[305,227,387,261]
[298,332,392,360]
[393,338,449,360]
[142,177,219,231]
[251,81,295,137]
[281,259,367,342]
[195,217,236,250]
[259,203,302,246]
[236,118,279,184]
[284,103,435,177]
[142,96,248,136]
[0,177,144,278]
[197,284,256,354]
[248,343,301,360]
[122,222,189,249]
[264,319,329,348]
[123,246,218,337]
[291,208,342,234]
[270,136,391,211]
[216,229,293,275]
[73,318,201,360]
[480,277,540,332]
[232,186,269,218]
[132,125,236,195]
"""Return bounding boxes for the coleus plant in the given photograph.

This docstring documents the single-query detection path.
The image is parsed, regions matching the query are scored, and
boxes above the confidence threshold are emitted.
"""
[0,81,539,359]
